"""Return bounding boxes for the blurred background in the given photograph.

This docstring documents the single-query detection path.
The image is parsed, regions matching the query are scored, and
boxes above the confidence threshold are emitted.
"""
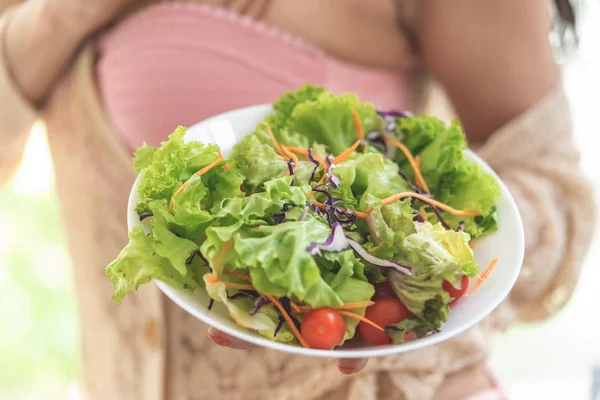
[1,3,599,400]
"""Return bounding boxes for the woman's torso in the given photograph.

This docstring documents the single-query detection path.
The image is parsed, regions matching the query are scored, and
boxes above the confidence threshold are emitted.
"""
[41,2,485,400]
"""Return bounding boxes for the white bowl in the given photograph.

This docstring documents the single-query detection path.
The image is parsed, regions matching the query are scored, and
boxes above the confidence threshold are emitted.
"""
[127,104,524,358]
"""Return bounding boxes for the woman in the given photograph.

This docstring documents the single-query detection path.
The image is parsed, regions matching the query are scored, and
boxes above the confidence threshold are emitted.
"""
[0,0,594,399]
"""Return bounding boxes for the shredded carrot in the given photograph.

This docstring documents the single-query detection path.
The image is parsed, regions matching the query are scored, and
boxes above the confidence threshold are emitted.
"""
[221,270,301,313]
[205,274,255,291]
[382,136,430,194]
[286,147,326,165]
[280,145,299,167]
[262,122,285,158]
[338,311,384,332]
[218,152,231,172]
[306,174,327,197]
[340,301,375,309]
[350,108,364,140]
[266,295,310,348]
[230,313,253,329]
[223,270,252,283]
[465,258,499,297]
[367,192,481,217]
[196,156,224,176]
[214,240,234,276]
[295,301,375,314]
[222,282,256,291]
[469,241,477,249]
[290,302,301,314]
[311,201,369,220]
[332,139,361,164]
[419,207,429,222]
[285,146,309,157]
[168,155,224,213]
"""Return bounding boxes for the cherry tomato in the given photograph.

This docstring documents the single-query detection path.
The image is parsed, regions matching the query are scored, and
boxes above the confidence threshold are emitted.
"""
[443,275,470,304]
[301,308,346,350]
[359,298,412,345]
[373,281,397,300]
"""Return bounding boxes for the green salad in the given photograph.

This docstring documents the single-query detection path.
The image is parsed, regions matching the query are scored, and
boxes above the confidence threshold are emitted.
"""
[106,85,501,349]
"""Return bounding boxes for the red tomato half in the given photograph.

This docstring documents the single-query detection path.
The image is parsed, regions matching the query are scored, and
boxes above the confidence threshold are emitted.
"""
[443,275,470,304]
[359,298,412,345]
[301,308,346,350]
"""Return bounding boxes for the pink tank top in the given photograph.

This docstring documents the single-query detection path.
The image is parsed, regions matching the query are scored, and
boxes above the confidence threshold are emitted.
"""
[97,2,413,150]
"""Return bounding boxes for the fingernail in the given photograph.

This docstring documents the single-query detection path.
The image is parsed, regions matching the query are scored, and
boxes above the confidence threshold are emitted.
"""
[210,336,231,347]
[338,367,356,375]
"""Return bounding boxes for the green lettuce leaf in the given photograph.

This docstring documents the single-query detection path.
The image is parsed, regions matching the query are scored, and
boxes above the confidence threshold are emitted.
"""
[392,116,501,237]
[385,317,430,344]
[386,222,478,328]
[402,222,478,281]
[436,158,502,236]
[230,134,288,189]
[289,92,381,155]
[105,225,198,304]
[266,85,326,138]
[134,126,221,214]
[234,219,342,307]
[386,269,450,330]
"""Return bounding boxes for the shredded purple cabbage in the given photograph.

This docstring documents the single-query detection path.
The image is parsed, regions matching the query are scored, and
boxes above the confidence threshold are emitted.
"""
[377,109,411,132]
[345,237,412,275]
[306,222,349,256]
[249,296,271,316]
[139,212,153,221]
[186,250,212,272]
[311,184,357,229]
[431,206,452,230]
[377,109,411,119]
[274,297,301,337]
[413,214,425,223]
[305,222,413,275]
[327,173,341,189]
[308,147,320,183]
[272,202,298,224]
[227,290,259,300]
[299,206,309,222]
[457,221,465,232]
[208,298,214,310]
[287,159,296,186]
[366,131,387,153]
[398,169,426,194]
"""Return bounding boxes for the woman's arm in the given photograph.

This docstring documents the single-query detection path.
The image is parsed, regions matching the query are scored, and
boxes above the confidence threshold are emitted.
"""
[3,0,122,104]
[0,0,127,186]
[418,0,558,142]
[415,0,595,320]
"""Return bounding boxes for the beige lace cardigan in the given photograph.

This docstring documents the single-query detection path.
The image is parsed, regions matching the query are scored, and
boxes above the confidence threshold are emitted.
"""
[0,5,595,400]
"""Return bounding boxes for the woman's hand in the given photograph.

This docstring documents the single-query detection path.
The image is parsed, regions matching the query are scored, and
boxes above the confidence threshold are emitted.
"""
[207,327,369,375]
[44,0,129,35]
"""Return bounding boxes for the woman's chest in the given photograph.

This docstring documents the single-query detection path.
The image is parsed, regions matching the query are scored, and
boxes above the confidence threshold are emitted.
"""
[98,1,413,150]
[121,0,416,69]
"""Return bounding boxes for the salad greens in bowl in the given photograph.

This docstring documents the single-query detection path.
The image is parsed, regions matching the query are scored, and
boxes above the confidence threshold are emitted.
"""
[106,85,524,357]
